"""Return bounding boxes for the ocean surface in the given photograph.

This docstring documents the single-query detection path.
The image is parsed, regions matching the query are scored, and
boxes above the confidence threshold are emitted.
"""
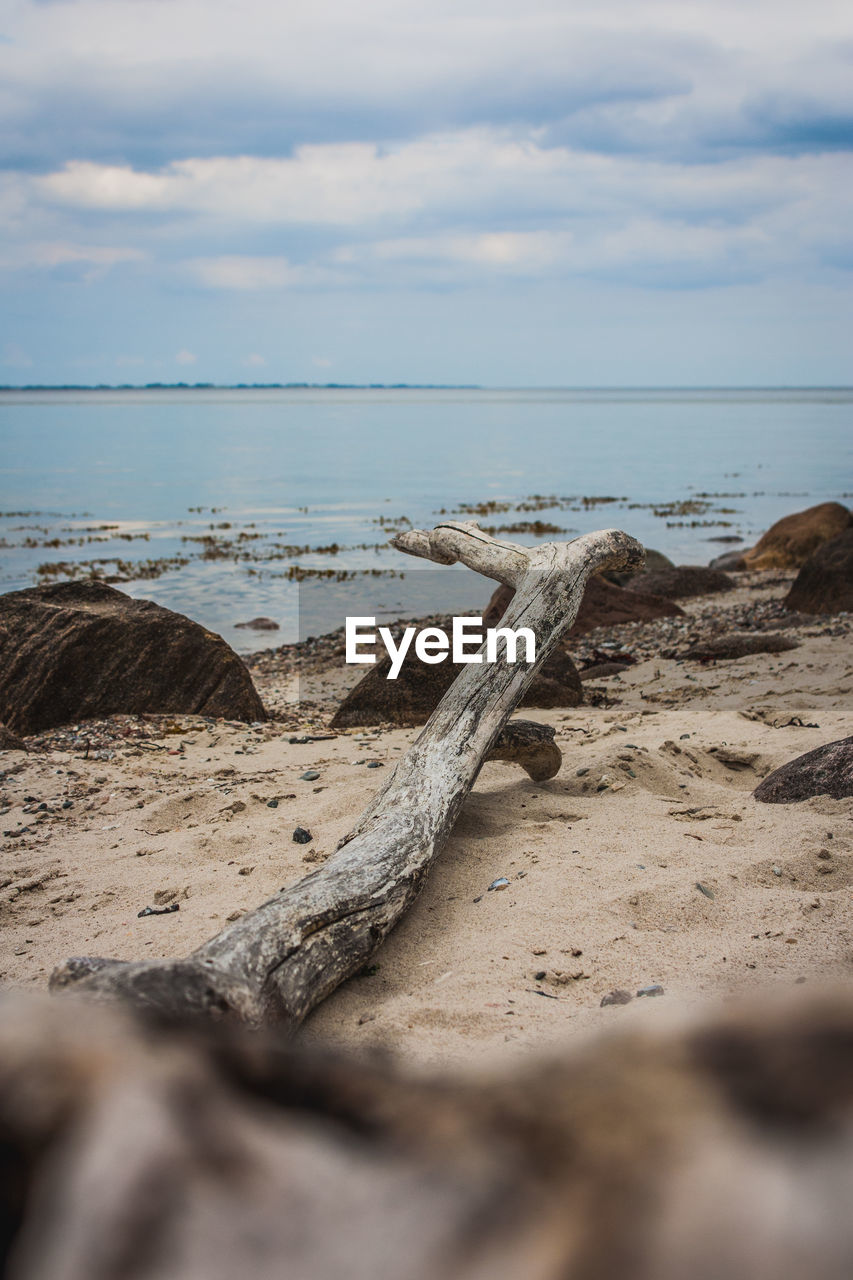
[1,387,851,651]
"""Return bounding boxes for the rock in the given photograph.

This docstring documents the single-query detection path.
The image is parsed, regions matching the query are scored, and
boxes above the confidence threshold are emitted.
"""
[753,737,853,803]
[483,585,514,628]
[634,565,735,599]
[681,632,801,661]
[708,548,749,572]
[637,984,665,998]
[486,719,562,782]
[0,580,266,734]
[486,576,684,641]
[601,989,632,1007]
[606,547,674,587]
[573,578,685,634]
[569,576,685,634]
[330,641,583,728]
[292,826,313,843]
[580,661,631,681]
[784,530,853,615]
[0,722,27,752]
[742,502,852,571]
[234,617,280,631]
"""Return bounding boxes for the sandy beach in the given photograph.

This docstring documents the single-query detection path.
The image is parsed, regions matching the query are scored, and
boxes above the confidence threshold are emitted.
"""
[2,568,850,1067]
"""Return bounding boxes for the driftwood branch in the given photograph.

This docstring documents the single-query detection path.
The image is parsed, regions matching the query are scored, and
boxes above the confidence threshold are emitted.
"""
[50,522,644,1026]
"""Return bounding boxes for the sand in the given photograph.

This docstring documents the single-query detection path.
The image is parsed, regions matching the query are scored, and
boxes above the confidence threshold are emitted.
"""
[1,572,851,1067]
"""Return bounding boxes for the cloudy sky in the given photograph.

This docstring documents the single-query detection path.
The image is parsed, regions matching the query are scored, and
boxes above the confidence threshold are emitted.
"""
[1,0,851,385]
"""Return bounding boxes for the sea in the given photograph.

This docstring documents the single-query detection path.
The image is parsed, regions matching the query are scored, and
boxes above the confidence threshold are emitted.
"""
[1,387,851,652]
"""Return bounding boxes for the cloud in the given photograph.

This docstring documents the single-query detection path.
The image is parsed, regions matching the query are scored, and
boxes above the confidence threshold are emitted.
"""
[243,352,265,367]
[186,255,348,290]
[1,0,851,384]
[0,239,144,274]
[175,348,196,364]
[3,1,852,169]
[33,137,850,237]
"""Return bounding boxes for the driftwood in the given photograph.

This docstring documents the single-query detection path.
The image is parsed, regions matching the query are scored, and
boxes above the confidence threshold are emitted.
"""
[50,522,643,1026]
[4,989,853,1280]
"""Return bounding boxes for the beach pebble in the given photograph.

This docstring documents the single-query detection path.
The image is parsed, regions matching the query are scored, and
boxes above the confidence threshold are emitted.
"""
[637,984,664,998]
[488,877,510,891]
[300,770,320,781]
[292,826,313,844]
[601,989,633,1007]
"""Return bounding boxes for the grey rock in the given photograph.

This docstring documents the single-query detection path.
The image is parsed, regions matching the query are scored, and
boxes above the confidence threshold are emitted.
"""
[754,737,853,803]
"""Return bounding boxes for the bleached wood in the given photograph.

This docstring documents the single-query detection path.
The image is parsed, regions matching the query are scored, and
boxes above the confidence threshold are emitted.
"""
[50,523,644,1025]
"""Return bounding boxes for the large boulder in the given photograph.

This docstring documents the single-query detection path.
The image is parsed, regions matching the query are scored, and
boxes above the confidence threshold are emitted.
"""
[569,575,684,634]
[0,581,267,734]
[634,565,734,599]
[742,502,852,571]
[784,530,853,615]
[484,575,684,639]
[330,641,583,728]
[753,737,853,803]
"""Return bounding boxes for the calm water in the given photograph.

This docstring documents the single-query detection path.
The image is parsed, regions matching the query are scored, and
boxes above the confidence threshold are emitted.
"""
[1,387,851,649]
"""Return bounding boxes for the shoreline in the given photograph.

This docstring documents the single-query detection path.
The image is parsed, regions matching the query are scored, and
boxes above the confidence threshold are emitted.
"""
[3,570,851,1066]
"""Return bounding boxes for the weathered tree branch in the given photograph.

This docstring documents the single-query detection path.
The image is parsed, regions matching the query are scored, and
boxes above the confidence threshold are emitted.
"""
[50,523,644,1026]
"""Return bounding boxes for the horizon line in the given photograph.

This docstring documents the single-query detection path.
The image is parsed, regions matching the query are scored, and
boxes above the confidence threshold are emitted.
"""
[2,382,852,393]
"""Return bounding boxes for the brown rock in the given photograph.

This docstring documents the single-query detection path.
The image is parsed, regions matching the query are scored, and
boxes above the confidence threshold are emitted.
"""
[0,722,27,752]
[569,575,685,634]
[330,642,583,728]
[754,737,853,803]
[681,632,801,661]
[580,662,631,681]
[484,575,684,640]
[742,502,852,571]
[634,565,734,599]
[234,617,280,631]
[606,547,674,586]
[784,530,853,615]
[0,580,266,734]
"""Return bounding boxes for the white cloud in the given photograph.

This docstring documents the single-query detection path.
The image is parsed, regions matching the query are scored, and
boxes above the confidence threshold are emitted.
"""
[186,255,349,290]
[175,348,197,364]
[32,138,852,243]
[0,240,144,274]
[243,352,266,366]
[37,164,168,210]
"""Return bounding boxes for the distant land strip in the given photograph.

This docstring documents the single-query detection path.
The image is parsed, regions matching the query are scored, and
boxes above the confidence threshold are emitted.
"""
[0,382,482,392]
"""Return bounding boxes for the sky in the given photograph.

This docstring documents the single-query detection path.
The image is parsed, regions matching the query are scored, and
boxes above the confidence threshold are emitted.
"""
[1,0,852,386]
